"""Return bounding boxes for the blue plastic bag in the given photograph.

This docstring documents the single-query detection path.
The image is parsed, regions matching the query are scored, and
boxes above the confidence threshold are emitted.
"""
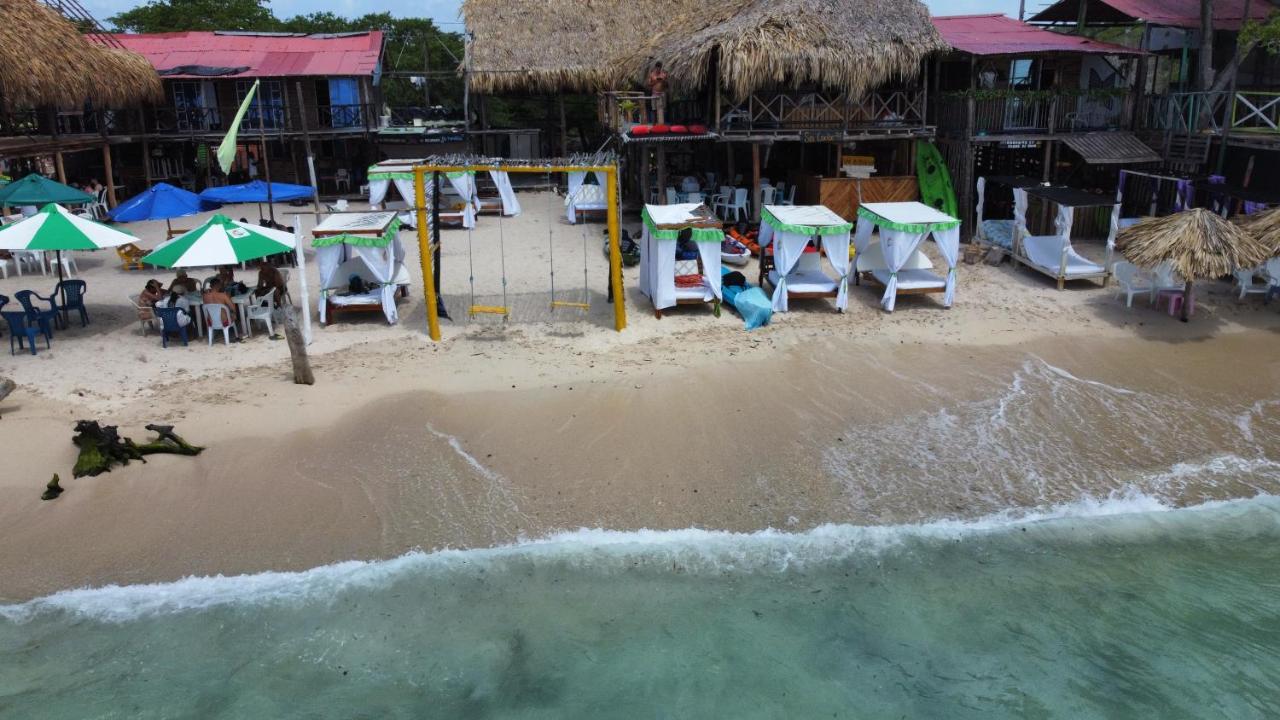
[721,267,772,330]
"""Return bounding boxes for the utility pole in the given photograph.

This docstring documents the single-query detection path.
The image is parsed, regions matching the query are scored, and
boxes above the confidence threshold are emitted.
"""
[422,31,432,108]
[296,82,321,213]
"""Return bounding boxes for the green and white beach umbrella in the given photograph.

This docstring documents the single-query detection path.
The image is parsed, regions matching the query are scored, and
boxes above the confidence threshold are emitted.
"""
[143,214,295,268]
[0,202,135,251]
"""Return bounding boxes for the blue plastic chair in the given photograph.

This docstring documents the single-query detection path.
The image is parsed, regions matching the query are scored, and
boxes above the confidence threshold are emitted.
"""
[3,310,48,355]
[56,279,89,327]
[154,306,189,347]
[14,289,62,333]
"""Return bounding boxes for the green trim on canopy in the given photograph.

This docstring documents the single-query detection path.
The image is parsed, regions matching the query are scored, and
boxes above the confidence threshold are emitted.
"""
[312,217,402,248]
[856,205,961,233]
[367,171,416,181]
[760,208,853,236]
[641,208,724,243]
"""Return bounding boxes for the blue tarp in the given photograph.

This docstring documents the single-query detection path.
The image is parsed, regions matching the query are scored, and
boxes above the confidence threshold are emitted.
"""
[721,267,772,331]
[109,182,218,222]
[199,180,314,204]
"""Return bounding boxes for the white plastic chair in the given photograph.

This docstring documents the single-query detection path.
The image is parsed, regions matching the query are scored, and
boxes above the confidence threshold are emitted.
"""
[665,187,679,205]
[1234,266,1270,300]
[203,303,238,345]
[1150,261,1183,302]
[1112,262,1154,308]
[335,168,351,192]
[685,191,704,205]
[778,185,797,206]
[15,250,45,276]
[48,252,76,277]
[89,190,109,220]
[709,185,732,208]
[1265,258,1280,288]
[0,253,12,279]
[245,292,275,337]
[715,188,749,222]
[760,186,776,206]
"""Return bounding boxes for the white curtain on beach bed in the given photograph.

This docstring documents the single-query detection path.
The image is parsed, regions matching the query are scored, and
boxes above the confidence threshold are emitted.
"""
[639,223,675,309]
[879,228,927,312]
[489,170,521,216]
[315,244,342,324]
[976,177,987,240]
[820,229,852,311]
[759,220,812,312]
[368,177,422,229]
[934,226,961,307]
[316,243,400,325]
[446,173,477,229]
[565,171,609,224]
[353,243,399,324]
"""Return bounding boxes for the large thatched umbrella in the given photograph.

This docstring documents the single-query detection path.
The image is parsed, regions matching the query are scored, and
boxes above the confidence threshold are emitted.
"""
[1235,206,1280,257]
[462,0,944,98]
[1116,208,1273,321]
[0,0,161,108]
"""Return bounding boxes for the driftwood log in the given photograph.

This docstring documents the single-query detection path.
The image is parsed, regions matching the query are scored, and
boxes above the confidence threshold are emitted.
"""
[0,376,15,416]
[41,474,63,501]
[71,421,203,478]
[284,307,315,385]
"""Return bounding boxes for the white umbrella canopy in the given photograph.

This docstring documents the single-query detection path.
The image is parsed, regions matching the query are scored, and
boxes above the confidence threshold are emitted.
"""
[0,202,135,250]
[143,214,295,268]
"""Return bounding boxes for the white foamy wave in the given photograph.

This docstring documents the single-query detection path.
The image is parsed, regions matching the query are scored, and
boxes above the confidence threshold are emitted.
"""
[4,492,1275,626]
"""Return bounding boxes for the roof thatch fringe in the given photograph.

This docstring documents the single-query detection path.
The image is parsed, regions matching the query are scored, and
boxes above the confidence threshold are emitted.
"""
[1116,208,1273,280]
[0,0,162,108]
[462,0,944,99]
[1235,206,1280,255]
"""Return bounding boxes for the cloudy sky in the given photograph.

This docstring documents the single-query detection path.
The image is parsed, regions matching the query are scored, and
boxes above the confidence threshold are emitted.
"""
[86,0,1025,30]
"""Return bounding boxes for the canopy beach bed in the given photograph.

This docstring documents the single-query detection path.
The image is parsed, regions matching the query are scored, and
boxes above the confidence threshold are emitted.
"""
[974,175,1038,256]
[1012,185,1117,289]
[368,161,471,229]
[758,205,854,312]
[566,171,610,224]
[853,201,960,312]
[313,211,410,325]
[640,203,723,318]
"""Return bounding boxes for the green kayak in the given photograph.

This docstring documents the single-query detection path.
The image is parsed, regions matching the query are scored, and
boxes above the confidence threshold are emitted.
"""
[915,141,958,219]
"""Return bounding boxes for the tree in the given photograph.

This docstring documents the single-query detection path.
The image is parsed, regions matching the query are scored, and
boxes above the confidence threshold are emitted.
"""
[1196,0,1280,94]
[109,0,279,32]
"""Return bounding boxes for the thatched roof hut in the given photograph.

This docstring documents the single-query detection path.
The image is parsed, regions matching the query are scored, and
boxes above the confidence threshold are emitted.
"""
[0,0,162,108]
[1116,208,1273,280]
[462,0,945,99]
[1235,207,1280,256]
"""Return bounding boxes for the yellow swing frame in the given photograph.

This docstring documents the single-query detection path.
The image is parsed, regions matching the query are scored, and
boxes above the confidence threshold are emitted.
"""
[412,162,626,341]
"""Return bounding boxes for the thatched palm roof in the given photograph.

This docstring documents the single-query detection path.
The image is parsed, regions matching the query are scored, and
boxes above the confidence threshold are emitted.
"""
[462,0,945,99]
[1116,208,1273,279]
[1235,207,1280,256]
[0,0,162,108]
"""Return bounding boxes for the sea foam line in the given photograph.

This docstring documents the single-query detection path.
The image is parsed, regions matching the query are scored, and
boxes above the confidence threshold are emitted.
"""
[3,491,1276,625]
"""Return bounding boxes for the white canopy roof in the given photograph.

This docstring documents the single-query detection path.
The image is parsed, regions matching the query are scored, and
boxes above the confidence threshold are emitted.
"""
[644,203,714,227]
[313,211,398,235]
[763,204,849,227]
[860,201,958,227]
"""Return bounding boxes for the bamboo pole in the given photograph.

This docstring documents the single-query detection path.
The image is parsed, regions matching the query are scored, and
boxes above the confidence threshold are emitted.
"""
[606,168,625,332]
[101,143,117,208]
[414,166,441,341]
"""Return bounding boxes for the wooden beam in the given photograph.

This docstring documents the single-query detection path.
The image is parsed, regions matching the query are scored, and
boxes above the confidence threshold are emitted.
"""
[101,142,117,208]
[656,145,667,204]
[54,152,66,184]
[142,139,153,187]
[752,142,761,219]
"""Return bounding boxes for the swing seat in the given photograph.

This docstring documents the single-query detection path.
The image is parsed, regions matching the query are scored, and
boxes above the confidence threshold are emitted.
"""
[469,305,510,316]
[550,300,590,311]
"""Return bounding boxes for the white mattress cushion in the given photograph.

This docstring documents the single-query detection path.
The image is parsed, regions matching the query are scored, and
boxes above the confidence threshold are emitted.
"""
[1023,235,1105,276]
[872,268,945,290]
[768,269,837,294]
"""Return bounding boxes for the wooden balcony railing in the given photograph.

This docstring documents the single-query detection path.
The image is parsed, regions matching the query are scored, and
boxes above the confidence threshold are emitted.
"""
[718,90,926,136]
[0,104,378,140]
[1137,91,1280,138]
[937,89,1130,138]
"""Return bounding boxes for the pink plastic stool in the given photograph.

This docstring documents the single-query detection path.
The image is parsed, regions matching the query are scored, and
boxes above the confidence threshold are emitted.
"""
[1157,289,1194,317]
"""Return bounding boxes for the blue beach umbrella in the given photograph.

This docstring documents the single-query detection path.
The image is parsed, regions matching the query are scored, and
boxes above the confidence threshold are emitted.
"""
[109,182,220,237]
[199,180,315,204]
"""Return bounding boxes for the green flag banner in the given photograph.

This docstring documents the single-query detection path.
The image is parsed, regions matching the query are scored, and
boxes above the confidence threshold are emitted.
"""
[217,79,259,175]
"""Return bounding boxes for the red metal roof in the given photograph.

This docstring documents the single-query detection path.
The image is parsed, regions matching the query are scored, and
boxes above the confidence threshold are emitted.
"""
[933,14,1144,56]
[109,31,383,78]
[1030,0,1276,30]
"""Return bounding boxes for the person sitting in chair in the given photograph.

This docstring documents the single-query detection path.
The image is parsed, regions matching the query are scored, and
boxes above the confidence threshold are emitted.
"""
[154,287,192,328]
[139,279,164,308]
[170,269,198,294]
[254,261,286,303]
[202,278,236,320]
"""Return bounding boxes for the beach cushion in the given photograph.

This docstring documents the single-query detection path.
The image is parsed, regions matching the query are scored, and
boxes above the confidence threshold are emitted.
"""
[768,269,837,294]
[981,219,1015,250]
[1022,235,1105,277]
[871,268,945,290]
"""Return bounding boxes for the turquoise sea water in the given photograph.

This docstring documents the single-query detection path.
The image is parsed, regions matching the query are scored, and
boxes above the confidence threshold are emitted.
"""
[3,495,1280,719]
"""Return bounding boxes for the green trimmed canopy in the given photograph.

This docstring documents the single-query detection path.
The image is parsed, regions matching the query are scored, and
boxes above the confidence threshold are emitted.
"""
[0,203,135,250]
[0,174,94,208]
[642,205,723,242]
[142,214,295,268]
[312,217,402,248]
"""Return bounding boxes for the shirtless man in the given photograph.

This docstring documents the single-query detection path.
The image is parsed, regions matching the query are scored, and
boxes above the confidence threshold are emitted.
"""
[646,61,669,124]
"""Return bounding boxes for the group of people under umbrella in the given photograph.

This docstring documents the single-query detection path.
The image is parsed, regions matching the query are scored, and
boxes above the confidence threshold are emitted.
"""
[0,175,313,354]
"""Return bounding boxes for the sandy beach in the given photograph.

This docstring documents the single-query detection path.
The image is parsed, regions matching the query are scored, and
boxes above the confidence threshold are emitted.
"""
[3,192,1280,601]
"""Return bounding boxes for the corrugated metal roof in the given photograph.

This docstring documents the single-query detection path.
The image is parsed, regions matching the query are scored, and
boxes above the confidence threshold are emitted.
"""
[111,31,383,79]
[933,14,1143,56]
[1063,132,1162,165]
[1030,0,1276,30]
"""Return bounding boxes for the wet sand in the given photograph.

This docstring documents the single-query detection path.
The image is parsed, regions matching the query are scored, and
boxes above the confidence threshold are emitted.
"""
[3,329,1279,602]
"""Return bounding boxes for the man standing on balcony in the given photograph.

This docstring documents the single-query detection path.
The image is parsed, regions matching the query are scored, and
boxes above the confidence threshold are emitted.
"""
[647,61,669,124]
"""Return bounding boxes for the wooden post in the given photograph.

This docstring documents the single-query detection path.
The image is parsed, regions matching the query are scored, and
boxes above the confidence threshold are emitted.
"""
[559,95,568,157]
[640,146,651,203]
[295,82,321,213]
[54,152,66,184]
[751,142,761,219]
[142,139,153,187]
[656,145,667,204]
[1180,280,1193,322]
[284,308,315,384]
[101,143,117,208]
